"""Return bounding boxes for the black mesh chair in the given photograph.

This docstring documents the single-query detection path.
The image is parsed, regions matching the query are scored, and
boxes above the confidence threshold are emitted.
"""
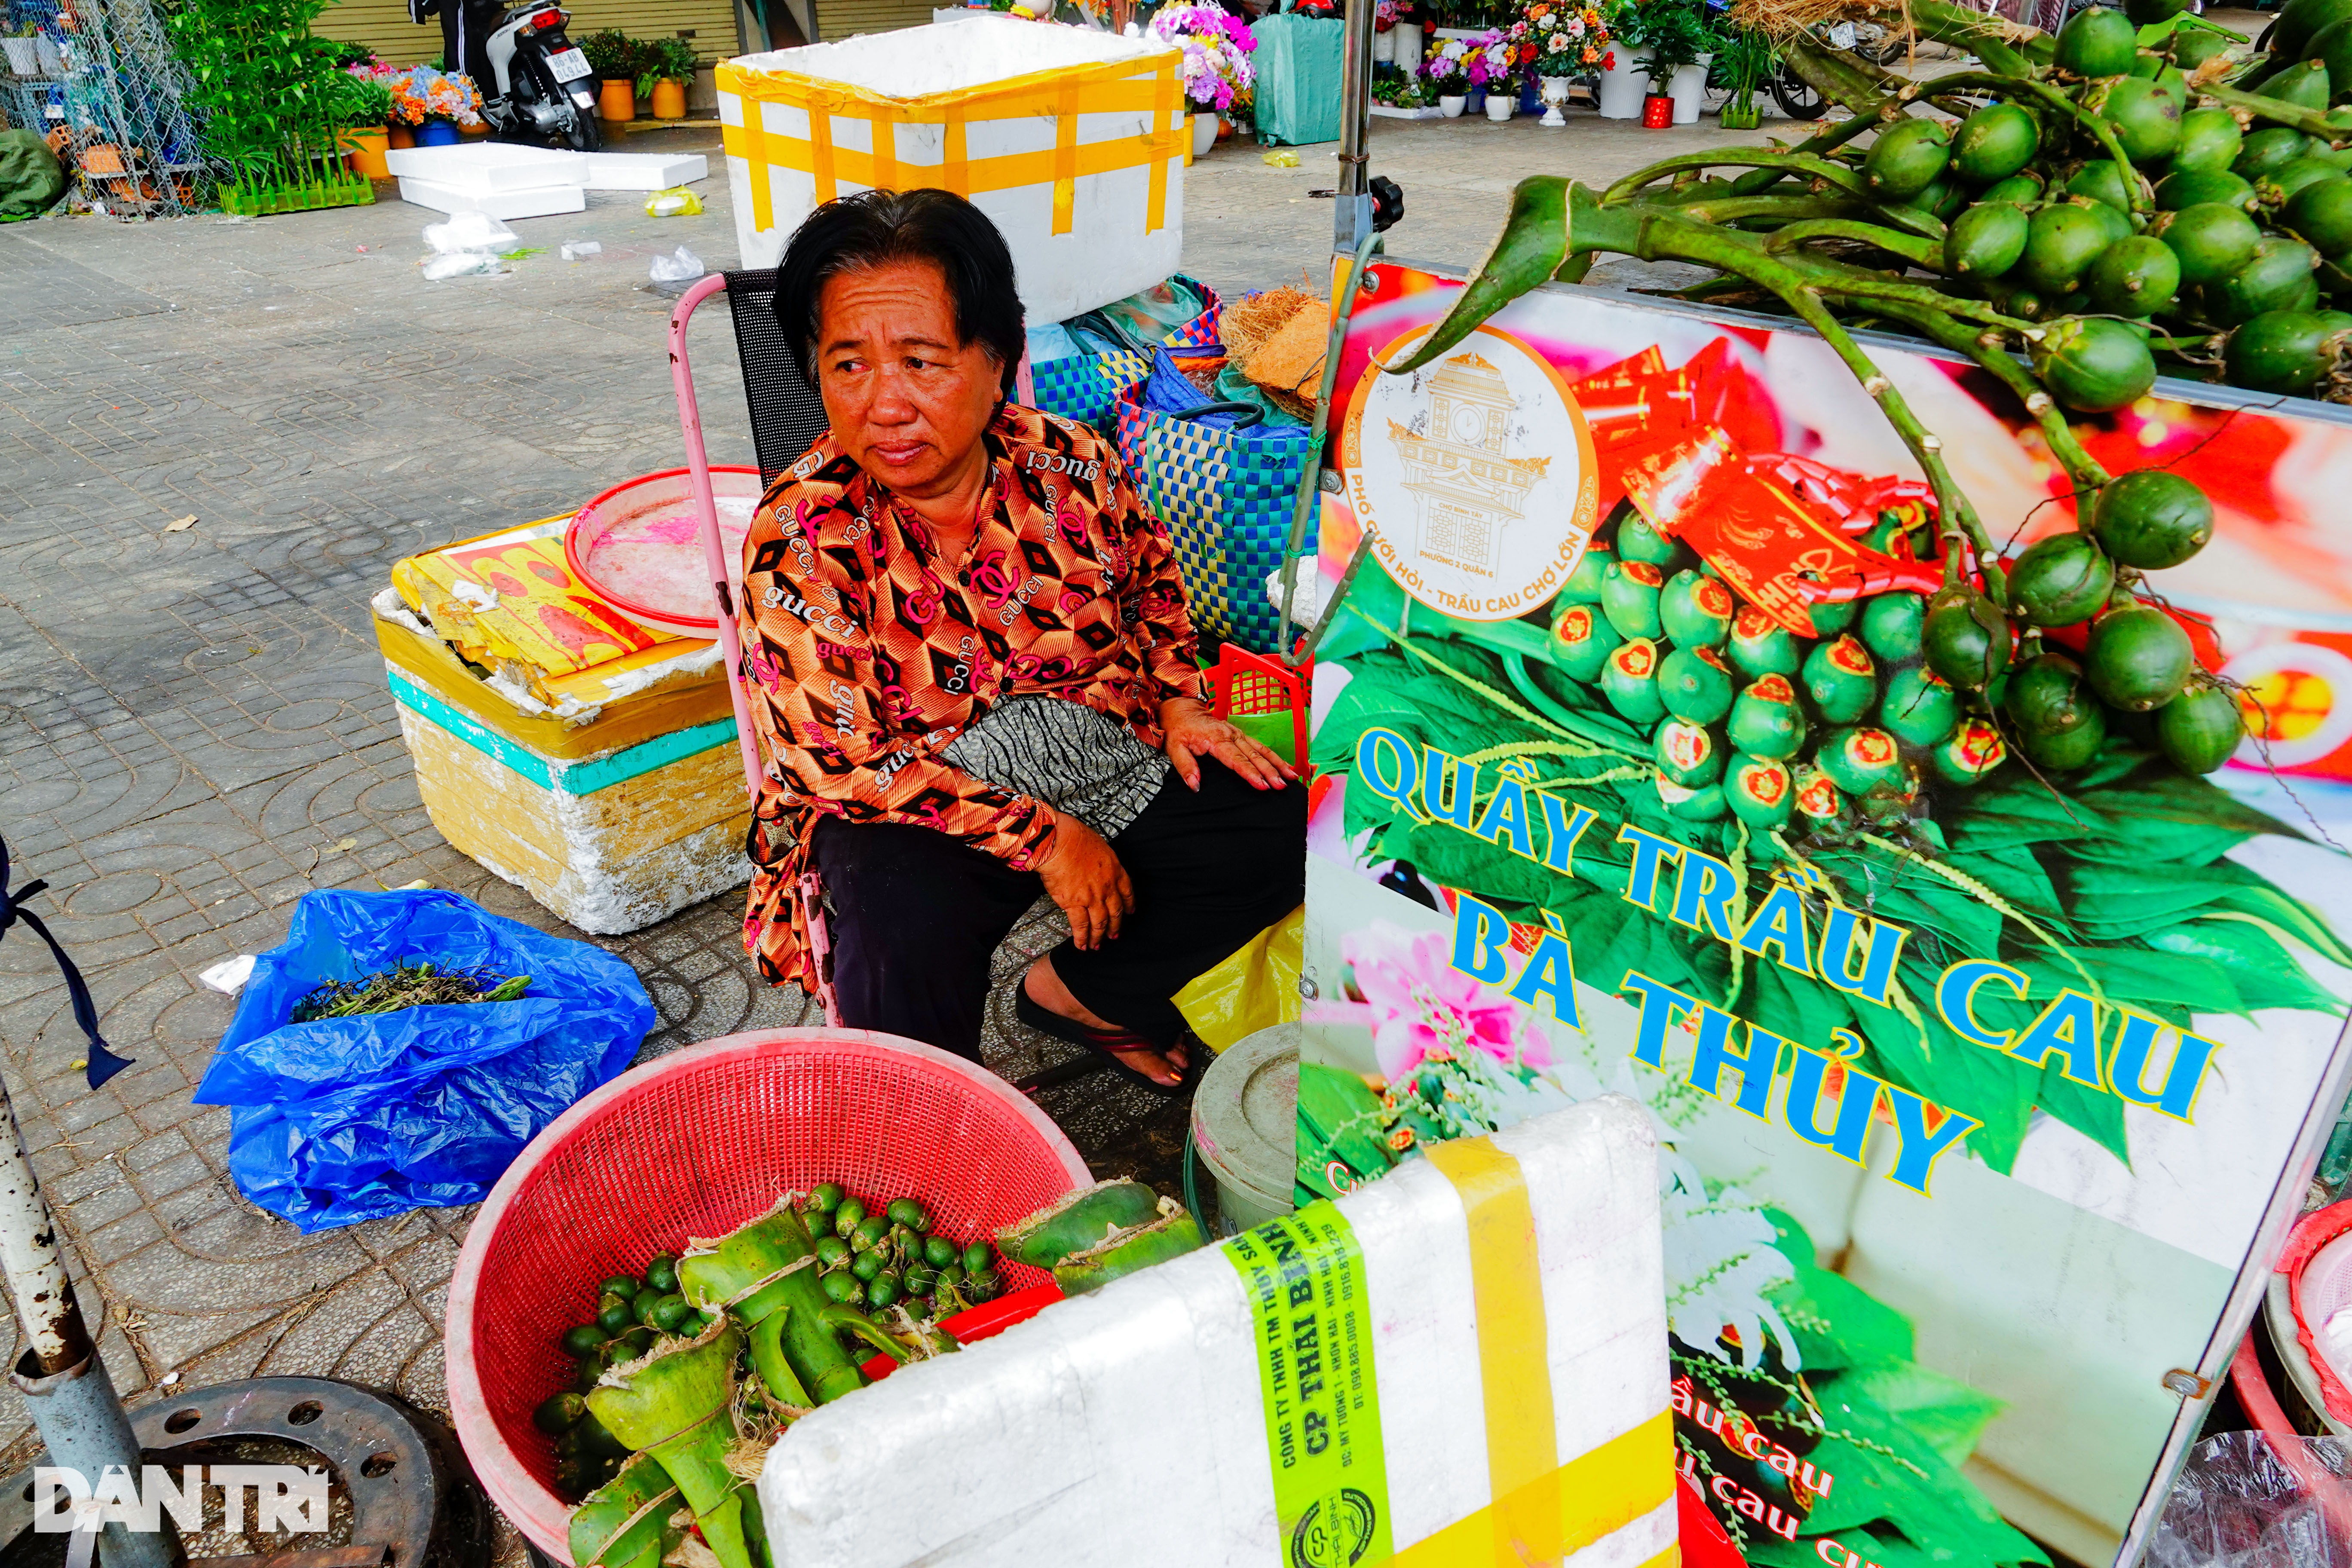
[668,269,836,1019]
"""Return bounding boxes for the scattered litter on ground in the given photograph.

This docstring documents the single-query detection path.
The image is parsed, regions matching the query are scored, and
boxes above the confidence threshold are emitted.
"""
[163,514,196,532]
[200,954,257,995]
[561,239,602,261]
[1262,150,1299,167]
[645,186,702,217]
[422,251,506,280]
[648,244,706,294]
[423,210,526,255]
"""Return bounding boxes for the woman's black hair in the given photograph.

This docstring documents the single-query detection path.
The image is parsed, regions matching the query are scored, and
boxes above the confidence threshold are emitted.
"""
[774,189,1025,398]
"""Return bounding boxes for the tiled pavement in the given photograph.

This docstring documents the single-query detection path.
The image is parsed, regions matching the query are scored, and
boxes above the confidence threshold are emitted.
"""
[0,101,1823,1525]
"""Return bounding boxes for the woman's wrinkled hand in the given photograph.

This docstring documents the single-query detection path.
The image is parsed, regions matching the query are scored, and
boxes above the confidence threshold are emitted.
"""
[1038,818,1135,950]
[1160,697,1296,792]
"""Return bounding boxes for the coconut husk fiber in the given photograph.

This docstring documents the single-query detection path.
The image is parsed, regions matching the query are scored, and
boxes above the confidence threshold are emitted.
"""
[1222,284,1328,421]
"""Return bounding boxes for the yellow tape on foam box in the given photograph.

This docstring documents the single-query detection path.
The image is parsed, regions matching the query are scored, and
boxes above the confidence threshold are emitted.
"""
[717,14,1189,322]
[754,1096,1676,1566]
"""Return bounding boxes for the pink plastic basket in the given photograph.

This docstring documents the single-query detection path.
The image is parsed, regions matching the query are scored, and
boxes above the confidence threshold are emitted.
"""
[444,1029,1092,1560]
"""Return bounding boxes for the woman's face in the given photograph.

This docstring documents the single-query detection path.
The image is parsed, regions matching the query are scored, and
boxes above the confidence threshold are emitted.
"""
[814,258,1002,502]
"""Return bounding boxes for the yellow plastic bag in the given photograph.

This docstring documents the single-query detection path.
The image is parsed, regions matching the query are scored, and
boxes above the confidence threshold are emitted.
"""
[646,186,703,217]
[1173,905,1302,1053]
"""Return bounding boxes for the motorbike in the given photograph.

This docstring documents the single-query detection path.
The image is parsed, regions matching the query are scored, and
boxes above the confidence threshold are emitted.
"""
[410,0,603,152]
[481,3,602,152]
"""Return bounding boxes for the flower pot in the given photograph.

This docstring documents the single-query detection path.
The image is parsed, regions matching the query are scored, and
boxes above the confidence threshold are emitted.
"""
[1517,74,1542,114]
[1191,111,1217,157]
[1597,46,1650,119]
[1464,86,1485,114]
[1372,26,1395,62]
[2,37,40,75]
[598,77,636,121]
[1392,21,1423,74]
[388,124,416,149]
[650,79,687,119]
[339,125,390,178]
[1437,93,1466,117]
[1538,74,1571,129]
[1669,55,1711,124]
[416,119,462,147]
[1484,91,1515,122]
[1640,92,1673,128]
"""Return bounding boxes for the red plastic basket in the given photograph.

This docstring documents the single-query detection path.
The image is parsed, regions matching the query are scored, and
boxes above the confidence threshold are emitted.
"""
[444,1029,1092,1560]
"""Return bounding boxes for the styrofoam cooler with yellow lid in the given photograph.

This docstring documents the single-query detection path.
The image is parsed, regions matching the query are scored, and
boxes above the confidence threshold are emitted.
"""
[718,15,1189,322]
[757,1096,1677,1566]
[374,518,753,936]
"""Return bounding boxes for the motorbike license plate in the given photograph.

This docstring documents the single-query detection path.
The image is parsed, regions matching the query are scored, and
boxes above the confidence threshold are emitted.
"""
[548,47,591,83]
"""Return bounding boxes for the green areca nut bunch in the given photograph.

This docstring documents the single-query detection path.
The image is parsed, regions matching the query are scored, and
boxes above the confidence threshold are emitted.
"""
[1382,0,2343,775]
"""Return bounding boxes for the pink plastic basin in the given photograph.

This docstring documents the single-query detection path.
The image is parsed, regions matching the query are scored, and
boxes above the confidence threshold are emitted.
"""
[564,466,766,639]
[443,1028,1091,1560]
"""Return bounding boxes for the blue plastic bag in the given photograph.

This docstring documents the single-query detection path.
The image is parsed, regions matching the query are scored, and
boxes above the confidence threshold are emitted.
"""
[195,889,653,1233]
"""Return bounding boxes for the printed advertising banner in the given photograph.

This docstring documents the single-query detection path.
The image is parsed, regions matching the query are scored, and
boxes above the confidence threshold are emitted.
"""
[1297,261,2352,1568]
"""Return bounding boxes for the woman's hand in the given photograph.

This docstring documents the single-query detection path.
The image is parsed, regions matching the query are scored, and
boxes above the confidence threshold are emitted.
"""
[1038,819,1135,950]
[1160,697,1296,792]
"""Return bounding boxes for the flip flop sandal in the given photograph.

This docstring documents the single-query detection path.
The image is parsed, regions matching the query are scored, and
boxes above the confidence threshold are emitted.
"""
[1014,989,1188,1096]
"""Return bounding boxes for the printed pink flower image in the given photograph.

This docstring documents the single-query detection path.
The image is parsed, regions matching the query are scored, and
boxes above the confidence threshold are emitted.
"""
[1340,921,1547,1081]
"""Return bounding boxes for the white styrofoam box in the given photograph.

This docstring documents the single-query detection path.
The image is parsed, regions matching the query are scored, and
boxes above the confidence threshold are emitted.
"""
[396,176,587,220]
[717,17,1187,322]
[579,151,710,190]
[384,143,590,191]
[757,1097,1674,1565]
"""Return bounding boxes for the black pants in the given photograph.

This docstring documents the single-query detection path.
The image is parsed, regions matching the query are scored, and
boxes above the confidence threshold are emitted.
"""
[812,760,1305,1063]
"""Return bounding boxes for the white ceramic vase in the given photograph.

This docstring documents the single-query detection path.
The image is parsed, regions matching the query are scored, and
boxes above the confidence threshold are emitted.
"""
[1484,91,1515,121]
[1191,112,1218,156]
[1392,21,1424,74]
[1437,93,1466,117]
[1596,46,1650,119]
[1669,54,1712,124]
[1538,74,1570,128]
[1372,26,1395,61]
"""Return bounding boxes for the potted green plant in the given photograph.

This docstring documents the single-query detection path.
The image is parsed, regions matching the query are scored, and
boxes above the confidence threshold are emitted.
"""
[1625,0,1711,124]
[636,36,698,121]
[167,0,376,215]
[332,73,396,176]
[1712,21,1772,129]
[580,29,643,122]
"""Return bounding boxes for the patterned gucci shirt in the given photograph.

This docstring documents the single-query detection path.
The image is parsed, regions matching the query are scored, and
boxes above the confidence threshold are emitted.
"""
[735,401,1209,990]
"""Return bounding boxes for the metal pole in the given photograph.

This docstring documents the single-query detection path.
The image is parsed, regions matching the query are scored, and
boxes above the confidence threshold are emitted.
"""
[1334,0,1376,253]
[0,1095,175,1568]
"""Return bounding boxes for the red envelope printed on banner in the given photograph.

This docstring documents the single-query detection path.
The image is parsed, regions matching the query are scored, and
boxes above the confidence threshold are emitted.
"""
[1627,432,1945,635]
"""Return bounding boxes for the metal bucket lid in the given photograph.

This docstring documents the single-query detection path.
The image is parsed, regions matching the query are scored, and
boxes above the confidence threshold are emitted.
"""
[1189,1022,1297,1210]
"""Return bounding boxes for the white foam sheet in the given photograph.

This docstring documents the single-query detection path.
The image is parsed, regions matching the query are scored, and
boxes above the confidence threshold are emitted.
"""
[384,144,588,190]
[396,176,587,220]
[757,1096,1672,1566]
[579,151,709,190]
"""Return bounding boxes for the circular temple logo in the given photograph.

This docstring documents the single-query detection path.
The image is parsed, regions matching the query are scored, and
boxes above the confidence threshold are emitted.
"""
[1342,324,1599,622]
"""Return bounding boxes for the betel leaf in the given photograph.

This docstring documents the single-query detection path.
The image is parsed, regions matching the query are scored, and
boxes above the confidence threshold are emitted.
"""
[2053,857,2271,942]
[2210,884,2352,970]
[2056,943,2249,1019]
[1765,1246,1916,1372]
[1832,1362,2006,1473]
[2145,917,2346,1017]
[1296,1063,1395,1182]
[1795,1377,2046,1567]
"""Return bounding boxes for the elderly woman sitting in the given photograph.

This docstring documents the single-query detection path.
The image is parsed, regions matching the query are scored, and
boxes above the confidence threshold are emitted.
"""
[735,189,1305,1092]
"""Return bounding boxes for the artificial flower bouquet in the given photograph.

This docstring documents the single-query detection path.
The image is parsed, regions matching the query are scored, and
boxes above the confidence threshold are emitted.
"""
[386,64,484,129]
[1145,0,1259,113]
[1522,0,1612,71]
